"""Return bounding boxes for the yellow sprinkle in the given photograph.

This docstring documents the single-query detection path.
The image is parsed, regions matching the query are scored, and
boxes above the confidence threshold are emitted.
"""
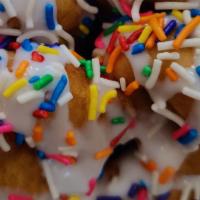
[79,24,90,35]
[95,147,113,160]
[99,90,117,113]
[117,24,142,33]
[3,78,27,98]
[172,10,183,22]
[88,84,98,120]
[138,25,152,44]
[37,45,59,55]
[15,60,29,78]
[69,195,81,200]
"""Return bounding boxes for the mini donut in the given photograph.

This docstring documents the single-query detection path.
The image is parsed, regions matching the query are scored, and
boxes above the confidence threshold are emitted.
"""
[93,0,200,199]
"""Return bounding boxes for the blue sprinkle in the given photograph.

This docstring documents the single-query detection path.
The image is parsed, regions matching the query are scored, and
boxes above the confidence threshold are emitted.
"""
[29,76,40,84]
[0,3,5,12]
[39,101,56,112]
[156,191,170,200]
[15,132,25,145]
[45,3,56,30]
[46,42,59,48]
[127,183,139,198]
[164,20,177,36]
[96,196,122,200]
[131,43,145,55]
[21,39,33,51]
[196,66,200,76]
[191,9,200,17]
[178,129,199,145]
[174,24,185,38]
[139,180,148,188]
[50,75,68,104]
[36,150,47,160]
[118,15,131,23]
[82,17,93,28]
[0,37,12,49]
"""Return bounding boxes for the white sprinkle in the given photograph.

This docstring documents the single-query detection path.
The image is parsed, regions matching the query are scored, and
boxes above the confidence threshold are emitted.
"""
[145,59,162,90]
[25,0,35,29]
[58,147,78,157]
[0,112,6,120]
[151,171,159,196]
[157,52,180,60]
[92,48,105,57]
[183,10,192,24]
[60,45,80,68]
[58,92,73,106]
[0,28,21,36]
[76,0,98,14]
[99,78,120,89]
[180,182,193,200]
[157,38,200,51]
[17,30,58,43]
[131,0,144,22]
[25,136,35,148]
[194,181,200,200]
[182,87,200,101]
[102,22,113,29]
[55,24,75,50]
[16,90,44,104]
[171,62,195,84]
[41,160,59,200]
[155,2,199,10]
[0,134,10,152]
[92,57,100,83]
[151,106,185,127]
[1,0,17,17]
[119,77,126,91]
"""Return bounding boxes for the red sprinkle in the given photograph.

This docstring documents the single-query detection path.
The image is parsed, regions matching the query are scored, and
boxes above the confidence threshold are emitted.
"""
[119,0,131,16]
[172,123,190,140]
[9,42,20,50]
[59,194,69,200]
[110,117,135,147]
[31,51,45,62]
[85,178,96,196]
[127,29,143,44]
[106,31,119,54]
[137,188,148,200]
[47,154,76,165]
[119,34,129,51]
[32,109,49,119]
[8,194,33,200]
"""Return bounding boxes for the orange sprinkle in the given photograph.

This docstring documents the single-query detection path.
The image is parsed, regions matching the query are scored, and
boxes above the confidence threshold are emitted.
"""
[32,123,43,142]
[146,18,164,49]
[15,60,29,78]
[159,166,176,184]
[66,131,77,146]
[106,46,122,74]
[165,67,179,81]
[95,147,113,160]
[173,16,200,49]
[70,50,84,60]
[148,17,167,42]
[143,160,158,172]
[137,13,166,24]
[124,81,140,96]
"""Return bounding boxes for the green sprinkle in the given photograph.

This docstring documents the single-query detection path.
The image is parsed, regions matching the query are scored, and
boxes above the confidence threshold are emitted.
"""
[103,21,124,36]
[112,7,120,14]
[142,65,152,77]
[85,60,94,79]
[111,116,125,125]
[100,65,107,75]
[33,74,53,90]
[80,59,87,65]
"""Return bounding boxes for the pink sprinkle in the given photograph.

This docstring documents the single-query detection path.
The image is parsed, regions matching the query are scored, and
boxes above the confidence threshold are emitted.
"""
[172,124,190,140]
[8,194,33,200]
[95,33,105,49]
[110,117,135,147]
[119,0,131,16]
[0,123,13,133]
[137,188,148,200]
[85,178,96,196]
[47,154,74,165]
